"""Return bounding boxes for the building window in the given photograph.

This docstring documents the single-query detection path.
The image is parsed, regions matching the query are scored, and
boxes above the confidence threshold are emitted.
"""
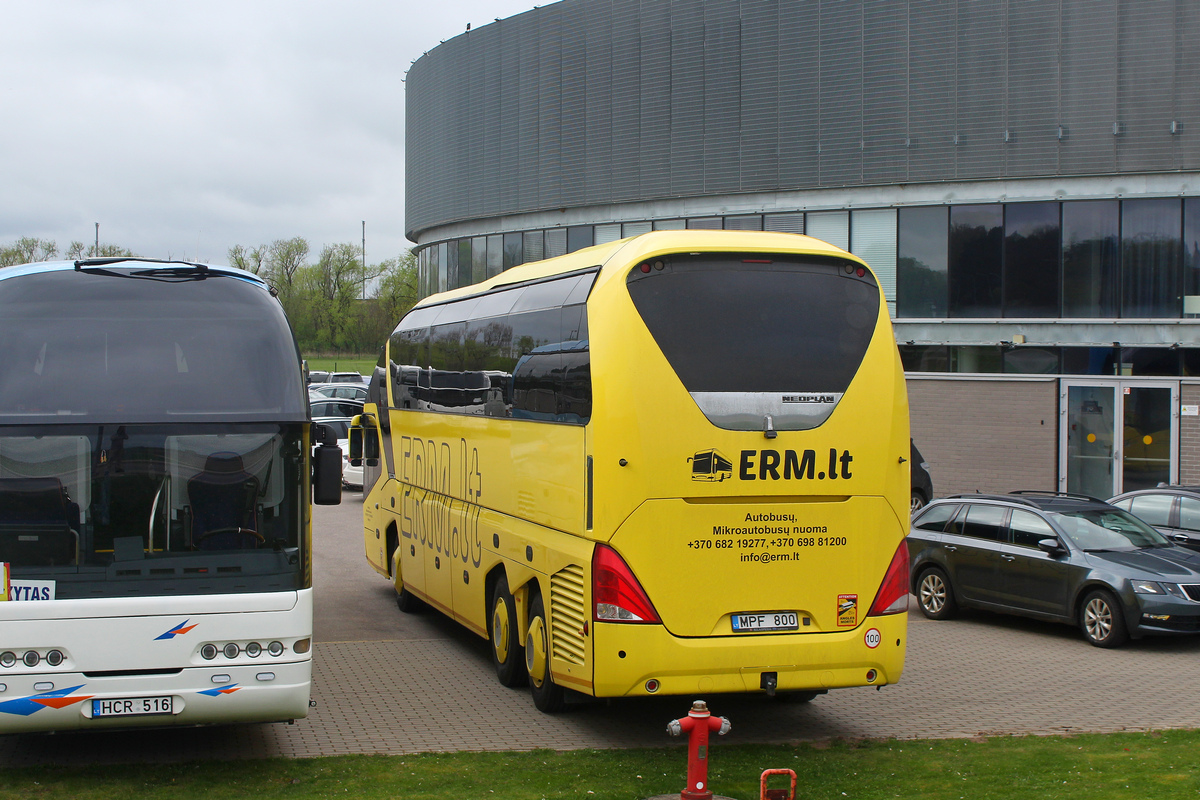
[949,205,1002,318]
[567,226,594,252]
[458,239,473,289]
[686,217,722,230]
[594,223,622,244]
[850,209,897,317]
[724,215,763,231]
[805,211,849,250]
[523,231,545,263]
[472,236,487,284]
[764,213,805,234]
[545,228,567,258]
[1062,200,1119,318]
[623,221,652,236]
[1186,199,1200,317]
[899,345,949,372]
[653,219,686,230]
[486,235,503,278]
[502,233,523,270]
[1003,202,1060,317]
[1003,347,1060,374]
[1122,198,1182,319]
[897,206,948,318]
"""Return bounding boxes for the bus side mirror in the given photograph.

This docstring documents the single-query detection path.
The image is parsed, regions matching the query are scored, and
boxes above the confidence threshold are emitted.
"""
[349,414,379,467]
[312,423,342,506]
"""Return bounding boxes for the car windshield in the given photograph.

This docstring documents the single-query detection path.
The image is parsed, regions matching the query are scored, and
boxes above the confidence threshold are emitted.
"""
[1050,507,1170,551]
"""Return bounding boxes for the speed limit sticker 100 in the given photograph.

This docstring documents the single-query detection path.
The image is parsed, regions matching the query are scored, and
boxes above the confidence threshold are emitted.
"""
[864,628,881,649]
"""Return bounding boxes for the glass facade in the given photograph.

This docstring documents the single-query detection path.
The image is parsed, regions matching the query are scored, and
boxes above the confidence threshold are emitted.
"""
[411,197,1200,378]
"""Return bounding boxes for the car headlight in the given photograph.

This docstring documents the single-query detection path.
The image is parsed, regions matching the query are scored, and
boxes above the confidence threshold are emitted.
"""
[1132,580,1165,594]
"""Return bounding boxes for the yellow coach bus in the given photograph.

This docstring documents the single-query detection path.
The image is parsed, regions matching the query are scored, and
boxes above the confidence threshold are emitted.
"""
[352,230,910,712]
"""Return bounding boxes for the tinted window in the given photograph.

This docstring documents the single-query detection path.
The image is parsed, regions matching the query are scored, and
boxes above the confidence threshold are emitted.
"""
[1009,509,1057,548]
[626,253,879,393]
[1179,497,1200,532]
[1122,198,1182,318]
[897,206,948,318]
[914,503,958,533]
[949,205,1002,318]
[386,275,595,423]
[1062,200,1119,318]
[960,504,1008,542]
[1128,494,1174,527]
[0,268,306,424]
[1004,203,1060,317]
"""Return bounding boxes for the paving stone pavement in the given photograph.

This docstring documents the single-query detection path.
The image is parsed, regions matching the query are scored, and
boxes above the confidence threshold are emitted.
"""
[3,494,1200,765]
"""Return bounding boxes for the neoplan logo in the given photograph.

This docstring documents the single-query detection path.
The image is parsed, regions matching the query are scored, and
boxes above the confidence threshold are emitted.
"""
[688,449,733,482]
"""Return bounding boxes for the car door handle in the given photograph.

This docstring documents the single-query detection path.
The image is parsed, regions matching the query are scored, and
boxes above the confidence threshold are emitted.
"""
[1001,554,1016,561]
[944,545,957,552]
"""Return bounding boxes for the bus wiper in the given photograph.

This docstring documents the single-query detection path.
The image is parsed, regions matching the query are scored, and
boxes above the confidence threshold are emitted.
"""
[74,258,211,282]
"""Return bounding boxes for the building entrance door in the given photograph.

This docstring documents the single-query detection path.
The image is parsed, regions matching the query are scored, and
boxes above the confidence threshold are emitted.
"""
[1059,380,1178,498]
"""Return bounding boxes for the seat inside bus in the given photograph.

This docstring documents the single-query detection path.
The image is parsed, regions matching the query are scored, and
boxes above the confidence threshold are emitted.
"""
[0,477,79,566]
[186,453,261,550]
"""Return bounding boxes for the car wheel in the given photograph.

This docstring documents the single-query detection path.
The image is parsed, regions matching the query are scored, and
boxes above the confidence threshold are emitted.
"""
[525,592,566,712]
[916,566,958,620]
[489,575,527,688]
[1080,589,1129,648]
[910,491,927,513]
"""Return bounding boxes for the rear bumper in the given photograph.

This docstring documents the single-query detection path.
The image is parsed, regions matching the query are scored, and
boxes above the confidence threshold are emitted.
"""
[589,612,906,698]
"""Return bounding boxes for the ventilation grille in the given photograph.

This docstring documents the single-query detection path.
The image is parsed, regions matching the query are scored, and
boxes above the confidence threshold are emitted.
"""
[1182,584,1200,602]
[550,564,587,665]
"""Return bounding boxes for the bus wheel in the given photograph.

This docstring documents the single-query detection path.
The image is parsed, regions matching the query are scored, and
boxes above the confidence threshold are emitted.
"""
[395,577,422,613]
[525,593,566,712]
[490,575,527,687]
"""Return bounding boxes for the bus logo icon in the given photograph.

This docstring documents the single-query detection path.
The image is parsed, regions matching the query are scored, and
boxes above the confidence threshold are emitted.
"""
[688,449,733,482]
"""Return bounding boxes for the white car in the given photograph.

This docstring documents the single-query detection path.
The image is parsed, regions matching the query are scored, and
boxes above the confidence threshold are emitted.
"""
[339,439,363,490]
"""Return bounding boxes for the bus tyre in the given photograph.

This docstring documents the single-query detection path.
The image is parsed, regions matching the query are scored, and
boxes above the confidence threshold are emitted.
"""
[1080,588,1129,648]
[916,566,957,620]
[395,579,422,613]
[525,593,566,713]
[490,576,527,688]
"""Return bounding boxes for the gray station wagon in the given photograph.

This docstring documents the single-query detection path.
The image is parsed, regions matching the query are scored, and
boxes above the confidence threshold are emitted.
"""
[908,491,1200,647]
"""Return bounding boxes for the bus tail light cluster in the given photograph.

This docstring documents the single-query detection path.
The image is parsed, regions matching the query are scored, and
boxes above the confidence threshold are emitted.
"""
[593,544,660,623]
[200,640,305,661]
[867,540,910,617]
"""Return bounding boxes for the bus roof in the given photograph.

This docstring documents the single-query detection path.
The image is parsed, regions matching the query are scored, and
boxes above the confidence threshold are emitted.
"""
[413,230,866,309]
[0,259,269,288]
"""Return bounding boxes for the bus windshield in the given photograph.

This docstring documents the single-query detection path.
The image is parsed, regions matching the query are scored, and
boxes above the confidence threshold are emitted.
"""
[0,423,308,599]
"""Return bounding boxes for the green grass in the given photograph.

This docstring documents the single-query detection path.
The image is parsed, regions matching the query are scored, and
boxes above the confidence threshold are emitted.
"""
[303,355,377,378]
[1,731,1197,799]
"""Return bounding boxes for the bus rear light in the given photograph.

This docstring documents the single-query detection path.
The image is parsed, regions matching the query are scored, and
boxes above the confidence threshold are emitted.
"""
[268,641,285,657]
[856,267,866,277]
[293,638,311,654]
[593,544,660,624]
[867,540,910,617]
[640,263,651,273]
[0,652,14,668]
[22,651,39,667]
[45,650,63,667]
[245,642,262,657]
[223,643,240,659]
[200,644,218,660]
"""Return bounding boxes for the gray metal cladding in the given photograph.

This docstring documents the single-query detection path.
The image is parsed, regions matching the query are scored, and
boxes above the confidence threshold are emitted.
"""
[405,0,1200,239]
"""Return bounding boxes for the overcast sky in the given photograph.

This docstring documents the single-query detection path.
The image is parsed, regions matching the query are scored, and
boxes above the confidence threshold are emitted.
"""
[0,1,539,265]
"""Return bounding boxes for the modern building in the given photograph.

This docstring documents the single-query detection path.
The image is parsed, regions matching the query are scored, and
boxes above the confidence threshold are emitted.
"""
[405,0,1200,500]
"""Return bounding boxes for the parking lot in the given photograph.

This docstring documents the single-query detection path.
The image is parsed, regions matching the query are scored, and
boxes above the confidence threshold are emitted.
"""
[4,491,1200,766]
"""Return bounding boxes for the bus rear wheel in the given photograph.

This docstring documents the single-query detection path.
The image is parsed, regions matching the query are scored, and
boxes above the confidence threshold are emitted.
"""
[490,575,527,687]
[525,593,566,712]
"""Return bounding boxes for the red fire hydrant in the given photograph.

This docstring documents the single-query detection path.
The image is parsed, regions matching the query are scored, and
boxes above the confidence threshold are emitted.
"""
[666,700,731,800]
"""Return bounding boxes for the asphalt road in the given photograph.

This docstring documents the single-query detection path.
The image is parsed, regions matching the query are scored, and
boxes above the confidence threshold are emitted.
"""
[4,489,1200,765]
